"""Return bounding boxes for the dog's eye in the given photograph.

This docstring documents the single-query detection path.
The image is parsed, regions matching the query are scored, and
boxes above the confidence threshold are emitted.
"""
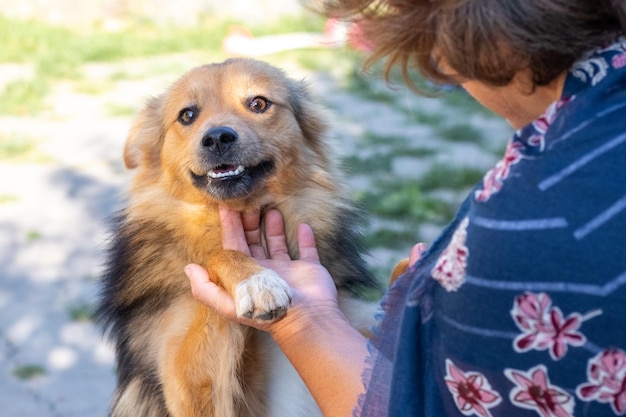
[178,106,199,125]
[247,96,271,114]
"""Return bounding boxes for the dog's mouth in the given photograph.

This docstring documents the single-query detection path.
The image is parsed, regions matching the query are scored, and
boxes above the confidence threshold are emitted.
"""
[191,159,275,201]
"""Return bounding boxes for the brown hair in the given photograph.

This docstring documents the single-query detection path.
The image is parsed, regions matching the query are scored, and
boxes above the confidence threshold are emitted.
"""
[309,0,626,92]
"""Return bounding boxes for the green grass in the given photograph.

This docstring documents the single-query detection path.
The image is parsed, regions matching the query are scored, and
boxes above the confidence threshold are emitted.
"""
[0,12,327,66]
[363,227,420,250]
[68,303,95,322]
[353,163,477,250]
[0,133,51,162]
[344,60,495,119]
[0,13,328,115]
[343,67,397,104]
[0,195,19,204]
[354,177,454,246]
[419,165,484,191]
[73,79,115,95]
[336,67,492,252]
[13,364,46,380]
[0,18,228,65]
[359,131,406,147]
[342,153,393,174]
[0,18,221,114]
[106,103,139,117]
[406,109,446,127]
[342,148,436,177]
[26,230,43,241]
[0,135,36,160]
[438,124,483,143]
[0,79,49,115]
[442,88,498,117]
[365,183,452,222]
[357,180,454,252]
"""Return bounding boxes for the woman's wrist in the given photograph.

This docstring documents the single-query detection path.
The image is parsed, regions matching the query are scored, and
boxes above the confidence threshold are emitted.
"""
[268,296,370,417]
[269,297,352,348]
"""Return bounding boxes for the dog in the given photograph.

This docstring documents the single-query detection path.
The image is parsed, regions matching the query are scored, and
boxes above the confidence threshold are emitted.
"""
[97,58,382,417]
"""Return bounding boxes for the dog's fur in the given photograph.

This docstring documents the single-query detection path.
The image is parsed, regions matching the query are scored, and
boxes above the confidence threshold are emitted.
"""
[97,58,381,417]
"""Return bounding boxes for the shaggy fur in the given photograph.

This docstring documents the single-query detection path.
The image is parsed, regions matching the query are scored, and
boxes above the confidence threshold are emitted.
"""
[97,58,380,417]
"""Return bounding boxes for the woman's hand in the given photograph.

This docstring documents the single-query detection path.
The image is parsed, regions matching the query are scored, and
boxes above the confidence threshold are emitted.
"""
[185,205,374,417]
[185,205,340,334]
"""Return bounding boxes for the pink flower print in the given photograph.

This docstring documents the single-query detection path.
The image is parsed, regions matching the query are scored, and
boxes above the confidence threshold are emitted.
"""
[577,349,626,415]
[528,96,574,148]
[528,112,551,150]
[474,95,573,203]
[512,292,551,331]
[511,292,595,360]
[505,365,575,417]
[475,140,523,202]
[432,217,469,291]
[541,308,586,360]
[613,53,626,69]
[444,359,502,417]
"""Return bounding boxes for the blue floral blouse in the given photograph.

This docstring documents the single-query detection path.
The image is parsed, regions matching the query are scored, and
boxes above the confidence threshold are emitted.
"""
[356,38,626,417]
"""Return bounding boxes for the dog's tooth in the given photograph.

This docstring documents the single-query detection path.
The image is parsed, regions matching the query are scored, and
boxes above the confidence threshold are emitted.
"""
[208,165,245,179]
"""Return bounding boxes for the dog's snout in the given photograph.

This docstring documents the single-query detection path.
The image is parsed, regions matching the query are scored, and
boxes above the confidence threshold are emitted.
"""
[202,126,238,155]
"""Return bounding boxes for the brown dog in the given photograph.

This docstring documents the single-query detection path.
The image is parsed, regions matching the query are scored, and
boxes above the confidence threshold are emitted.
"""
[97,58,380,417]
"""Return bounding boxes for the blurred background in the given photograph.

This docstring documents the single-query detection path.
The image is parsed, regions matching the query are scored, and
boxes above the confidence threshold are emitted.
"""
[0,1,511,416]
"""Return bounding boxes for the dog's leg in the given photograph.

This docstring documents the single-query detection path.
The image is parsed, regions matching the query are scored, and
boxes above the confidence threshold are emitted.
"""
[161,304,214,417]
[161,302,250,417]
[206,249,292,323]
[161,250,289,417]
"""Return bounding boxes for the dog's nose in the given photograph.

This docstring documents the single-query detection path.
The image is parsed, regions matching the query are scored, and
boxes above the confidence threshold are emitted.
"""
[202,126,238,155]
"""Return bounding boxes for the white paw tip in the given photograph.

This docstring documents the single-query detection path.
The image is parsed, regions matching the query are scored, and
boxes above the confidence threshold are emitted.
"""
[235,270,292,322]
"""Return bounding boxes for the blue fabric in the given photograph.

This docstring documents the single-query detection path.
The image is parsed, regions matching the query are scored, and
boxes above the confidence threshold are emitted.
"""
[356,38,626,417]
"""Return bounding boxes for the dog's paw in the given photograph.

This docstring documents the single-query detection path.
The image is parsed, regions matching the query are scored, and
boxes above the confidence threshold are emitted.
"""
[235,270,292,322]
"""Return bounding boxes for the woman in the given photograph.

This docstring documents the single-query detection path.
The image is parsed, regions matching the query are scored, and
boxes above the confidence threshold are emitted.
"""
[186,1,626,415]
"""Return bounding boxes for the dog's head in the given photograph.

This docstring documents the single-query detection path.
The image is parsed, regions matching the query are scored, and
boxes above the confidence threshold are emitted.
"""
[124,58,332,210]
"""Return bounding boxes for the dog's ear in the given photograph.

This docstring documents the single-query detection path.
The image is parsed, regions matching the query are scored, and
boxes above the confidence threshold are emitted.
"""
[287,81,330,158]
[123,95,165,170]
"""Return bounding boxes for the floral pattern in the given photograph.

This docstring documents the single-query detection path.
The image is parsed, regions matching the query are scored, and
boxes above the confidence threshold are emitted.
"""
[474,140,523,202]
[571,36,626,85]
[528,96,573,151]
[612,53,626,70]
[505,365,574,417]
[444,359,501,417]
[511,292,590,360]
[571,57,610,86]
[577,349,626,415]
[431,217,469,291]
[474,93,574,203]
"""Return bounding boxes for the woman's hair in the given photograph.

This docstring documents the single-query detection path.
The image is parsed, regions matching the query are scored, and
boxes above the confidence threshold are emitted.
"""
[308,0,626,92]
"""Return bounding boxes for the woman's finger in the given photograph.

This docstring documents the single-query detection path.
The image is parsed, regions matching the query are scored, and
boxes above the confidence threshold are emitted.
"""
[297,223,320,262]
[264,209,292,260]
[241,210,266,259]
[185,263,237,319]
[409,242,428,266]
[219,205,267,259]
[219,205,251,255]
